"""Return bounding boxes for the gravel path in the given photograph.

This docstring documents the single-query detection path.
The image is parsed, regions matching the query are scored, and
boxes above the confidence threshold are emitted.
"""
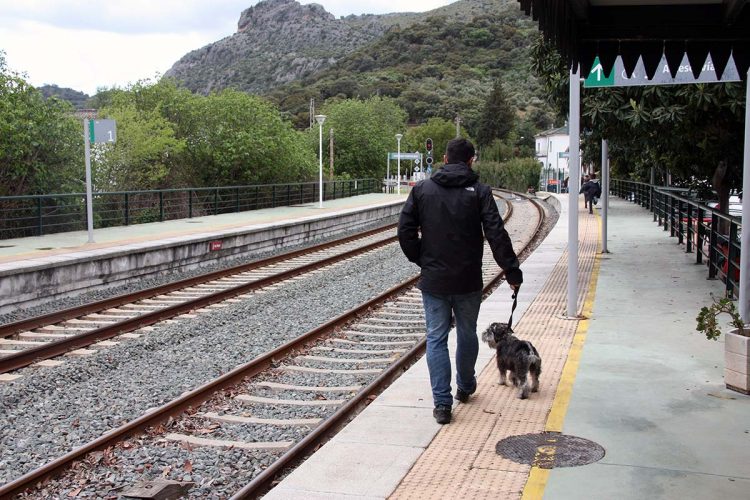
[1,198,549,494]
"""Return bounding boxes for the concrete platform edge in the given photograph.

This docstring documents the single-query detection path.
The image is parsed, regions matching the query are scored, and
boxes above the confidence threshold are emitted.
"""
[0,197,404,312]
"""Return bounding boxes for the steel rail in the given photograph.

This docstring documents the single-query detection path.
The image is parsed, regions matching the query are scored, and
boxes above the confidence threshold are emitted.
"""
[230,191,546,499]
[0,230,399,374]
[0,277,420,498]
[0,223,398,339]
[0,192,536,498]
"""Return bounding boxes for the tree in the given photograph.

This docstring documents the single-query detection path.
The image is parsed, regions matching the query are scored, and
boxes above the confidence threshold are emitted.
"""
[186,90,315,186]
[475,78,515,147]
[317,97,408,179]
[530,36,746,212]
[92,80,316,189]
[95,102,185,191]
[404,118,458,161]
[0,52,81,196]
[474,157,540,192]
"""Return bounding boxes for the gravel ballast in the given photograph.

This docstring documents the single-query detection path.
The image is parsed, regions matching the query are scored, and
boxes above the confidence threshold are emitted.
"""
[0,242,419,484]
[1,198,555,496]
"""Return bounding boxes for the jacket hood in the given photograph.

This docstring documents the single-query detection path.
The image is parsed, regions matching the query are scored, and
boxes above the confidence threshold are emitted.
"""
[431,162,479,188]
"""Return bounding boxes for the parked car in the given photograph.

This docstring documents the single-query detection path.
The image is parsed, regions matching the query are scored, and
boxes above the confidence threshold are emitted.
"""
[707,195,742,217]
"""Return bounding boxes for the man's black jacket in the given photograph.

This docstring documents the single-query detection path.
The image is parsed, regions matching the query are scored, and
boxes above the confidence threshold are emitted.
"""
[580,179,602,198]
[397,162,522,295]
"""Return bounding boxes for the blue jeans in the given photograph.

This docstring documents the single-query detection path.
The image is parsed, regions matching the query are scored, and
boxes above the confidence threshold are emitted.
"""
[421,290,482,407]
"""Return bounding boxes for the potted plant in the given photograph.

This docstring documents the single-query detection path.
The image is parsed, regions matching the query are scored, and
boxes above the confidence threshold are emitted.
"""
[696,295,750,394]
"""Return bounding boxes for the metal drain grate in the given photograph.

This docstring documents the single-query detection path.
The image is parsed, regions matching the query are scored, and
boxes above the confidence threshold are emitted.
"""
[496,432,605,469]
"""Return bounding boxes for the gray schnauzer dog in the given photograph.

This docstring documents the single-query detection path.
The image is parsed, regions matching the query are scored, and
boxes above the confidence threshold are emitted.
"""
[481,322,541,399]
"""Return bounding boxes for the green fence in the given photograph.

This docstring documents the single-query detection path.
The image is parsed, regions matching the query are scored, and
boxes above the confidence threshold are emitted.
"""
[0,179,379,240]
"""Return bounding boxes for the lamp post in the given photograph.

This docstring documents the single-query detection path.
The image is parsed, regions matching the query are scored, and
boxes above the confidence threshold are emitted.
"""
[396,133,403,195]
[315,115,326,208]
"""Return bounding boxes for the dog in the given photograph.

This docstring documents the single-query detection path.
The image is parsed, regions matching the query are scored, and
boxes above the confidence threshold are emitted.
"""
[481,322,541,399]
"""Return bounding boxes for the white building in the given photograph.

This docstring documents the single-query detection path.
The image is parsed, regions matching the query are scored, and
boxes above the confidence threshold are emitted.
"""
[535,125,570,192]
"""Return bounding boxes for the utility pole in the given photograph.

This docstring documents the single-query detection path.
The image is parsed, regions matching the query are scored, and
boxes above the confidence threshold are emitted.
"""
[455,116,461,138]
[309,98,315,129]
[329,127,334,180]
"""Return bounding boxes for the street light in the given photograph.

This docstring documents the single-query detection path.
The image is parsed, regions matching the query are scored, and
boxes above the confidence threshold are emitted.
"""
[396,133,403,195]
[315,115,326,208]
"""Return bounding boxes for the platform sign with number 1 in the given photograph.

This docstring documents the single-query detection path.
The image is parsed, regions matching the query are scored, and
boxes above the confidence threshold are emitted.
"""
[89,120,117,144]
[84,119,117,243]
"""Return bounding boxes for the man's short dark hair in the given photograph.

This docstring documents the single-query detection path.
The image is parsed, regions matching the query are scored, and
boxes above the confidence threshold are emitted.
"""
[446,138,475,164]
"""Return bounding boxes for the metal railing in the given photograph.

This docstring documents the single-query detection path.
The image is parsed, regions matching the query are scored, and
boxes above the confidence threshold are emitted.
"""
[0,179,379,240]
[612,179,742,297]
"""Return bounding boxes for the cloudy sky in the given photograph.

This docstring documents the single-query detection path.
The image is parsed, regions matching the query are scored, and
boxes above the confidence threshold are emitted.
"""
[0,0,456,95]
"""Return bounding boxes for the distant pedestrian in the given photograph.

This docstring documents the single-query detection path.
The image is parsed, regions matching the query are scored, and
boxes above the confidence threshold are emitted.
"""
[397,138,523,425]
[580,173,602,214]
[580,175,590,208]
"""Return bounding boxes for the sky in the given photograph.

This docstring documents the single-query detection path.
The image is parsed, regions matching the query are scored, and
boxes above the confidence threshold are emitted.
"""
[0,0,456,96]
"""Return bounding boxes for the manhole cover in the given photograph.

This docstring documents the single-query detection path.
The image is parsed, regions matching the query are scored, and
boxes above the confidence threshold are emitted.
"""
[496,432,604,469]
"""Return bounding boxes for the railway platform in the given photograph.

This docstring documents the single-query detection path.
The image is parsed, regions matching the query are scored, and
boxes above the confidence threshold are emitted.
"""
[264,195,750,500]
[0,193,405,312]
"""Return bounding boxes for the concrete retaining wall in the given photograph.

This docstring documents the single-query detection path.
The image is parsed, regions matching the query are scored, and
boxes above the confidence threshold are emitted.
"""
[0,201,403,313]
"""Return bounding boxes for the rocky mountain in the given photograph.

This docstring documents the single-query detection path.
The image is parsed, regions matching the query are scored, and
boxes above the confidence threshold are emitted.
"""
[38,84,90,109]
[164,0,521,96]
[164,0,419,94]
[164,0,548,133]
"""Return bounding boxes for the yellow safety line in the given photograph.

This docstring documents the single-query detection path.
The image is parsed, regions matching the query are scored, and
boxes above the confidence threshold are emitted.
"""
[522,208,603,500]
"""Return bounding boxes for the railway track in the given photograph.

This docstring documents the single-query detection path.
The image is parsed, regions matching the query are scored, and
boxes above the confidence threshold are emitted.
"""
[0,224,407,376]
[2,192,540,499]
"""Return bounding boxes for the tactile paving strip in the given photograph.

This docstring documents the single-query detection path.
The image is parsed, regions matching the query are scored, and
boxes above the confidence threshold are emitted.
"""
[390,205,600,500]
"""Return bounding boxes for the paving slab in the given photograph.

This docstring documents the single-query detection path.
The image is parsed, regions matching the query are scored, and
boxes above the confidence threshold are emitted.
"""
[545,463,750,499]
[265,442,425,499]
[333,405,441,448]
[543,199,750,499]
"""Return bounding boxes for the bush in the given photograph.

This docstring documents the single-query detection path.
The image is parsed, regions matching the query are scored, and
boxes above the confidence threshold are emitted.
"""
[475,157,540,192]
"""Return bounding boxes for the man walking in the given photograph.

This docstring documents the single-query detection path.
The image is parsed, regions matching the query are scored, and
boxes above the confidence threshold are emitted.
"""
[398,138,523,425]
[580,174,590,209]
[580,173,602,214]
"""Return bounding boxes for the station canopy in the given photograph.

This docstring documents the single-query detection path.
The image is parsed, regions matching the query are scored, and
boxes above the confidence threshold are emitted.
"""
[519,0,750,80]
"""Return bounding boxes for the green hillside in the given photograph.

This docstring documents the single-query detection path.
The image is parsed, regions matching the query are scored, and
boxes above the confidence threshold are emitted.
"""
[266,4,548,134]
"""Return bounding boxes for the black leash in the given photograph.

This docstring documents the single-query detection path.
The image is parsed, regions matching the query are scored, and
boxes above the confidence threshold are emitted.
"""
[507,288,519,331]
